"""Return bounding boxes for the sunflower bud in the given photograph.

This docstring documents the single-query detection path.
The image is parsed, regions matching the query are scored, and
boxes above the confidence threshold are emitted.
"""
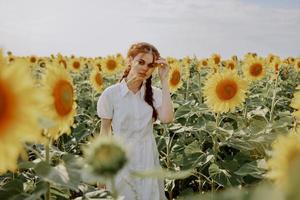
[84,136,128,177]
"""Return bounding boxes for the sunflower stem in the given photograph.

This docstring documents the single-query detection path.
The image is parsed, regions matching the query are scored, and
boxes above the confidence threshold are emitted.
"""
[110,177,118,199]
[185,75,190,100]
[215,113,221,127]
[45,138,51,200]
[269,76,279,122]
[198,71,202,104]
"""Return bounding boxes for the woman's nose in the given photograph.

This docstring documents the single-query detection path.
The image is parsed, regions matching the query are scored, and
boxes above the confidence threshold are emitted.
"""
[141,64,149,71]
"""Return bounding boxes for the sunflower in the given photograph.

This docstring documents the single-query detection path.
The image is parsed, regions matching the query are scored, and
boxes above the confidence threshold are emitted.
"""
[267,132,300,188]
[100,55,122,75]
[266,54,280,65]
[231,55,238,62]
[195,58,210,72]
[287,57,296,65]
[116,53,126,67]
[269,58,282,77]
[55,53,68,69]
[203,70,248,113]
[28,55,38,65]
[84,135,128,177]
[68,58,82,72]
[243,52,257,62]
[168,62,183,93]
[291,86,300,122]
[42,63,77,140]
[92,58,102,71]
[224,59,237,71]
[0,62,42,174]
[207,54,222,73]
[166,57,178,65]
[294,59,300,72]
[243,57,266,81]
[210,53,221,65]
[90,68,104,93]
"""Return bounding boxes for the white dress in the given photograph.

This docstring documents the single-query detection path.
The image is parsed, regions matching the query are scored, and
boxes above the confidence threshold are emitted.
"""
[97,79,167,200]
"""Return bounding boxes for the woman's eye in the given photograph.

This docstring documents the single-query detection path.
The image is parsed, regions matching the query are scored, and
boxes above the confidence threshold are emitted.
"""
[138,60,145,65]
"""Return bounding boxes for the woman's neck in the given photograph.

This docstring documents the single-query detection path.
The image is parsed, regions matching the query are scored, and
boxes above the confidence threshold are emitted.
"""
[125,74,143,94]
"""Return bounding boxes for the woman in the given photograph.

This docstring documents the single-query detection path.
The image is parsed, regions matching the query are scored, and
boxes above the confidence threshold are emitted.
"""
[97,42,174,200]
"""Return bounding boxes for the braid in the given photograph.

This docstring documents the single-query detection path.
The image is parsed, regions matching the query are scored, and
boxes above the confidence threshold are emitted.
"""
[119,65,131,82]
[144,76,158,121]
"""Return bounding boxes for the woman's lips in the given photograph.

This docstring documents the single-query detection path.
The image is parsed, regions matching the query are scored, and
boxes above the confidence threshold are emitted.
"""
[138,72,146,77]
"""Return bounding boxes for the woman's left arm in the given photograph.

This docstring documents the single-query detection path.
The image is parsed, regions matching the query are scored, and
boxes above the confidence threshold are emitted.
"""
[156,58,174,123]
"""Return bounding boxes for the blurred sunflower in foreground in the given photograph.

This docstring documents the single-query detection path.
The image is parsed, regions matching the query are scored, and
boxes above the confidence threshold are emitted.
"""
[0,60,43,174]
[267,131,300,190]
[203,70,248,113]
[84,135,128,178]
[41,63,77,140]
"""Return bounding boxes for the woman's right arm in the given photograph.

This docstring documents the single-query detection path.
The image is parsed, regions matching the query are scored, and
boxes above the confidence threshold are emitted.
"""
[100,118,112,136]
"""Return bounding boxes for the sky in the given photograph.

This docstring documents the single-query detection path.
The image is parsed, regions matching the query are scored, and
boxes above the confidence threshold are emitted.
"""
[0,0,299,59]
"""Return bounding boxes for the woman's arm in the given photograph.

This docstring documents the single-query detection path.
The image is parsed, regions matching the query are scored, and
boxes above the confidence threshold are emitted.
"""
[100,118,112,136]
[157,79,174,123]
[155,57,174,124]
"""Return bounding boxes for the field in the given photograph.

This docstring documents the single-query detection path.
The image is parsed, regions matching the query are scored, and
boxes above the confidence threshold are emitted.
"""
[0,51,300,200]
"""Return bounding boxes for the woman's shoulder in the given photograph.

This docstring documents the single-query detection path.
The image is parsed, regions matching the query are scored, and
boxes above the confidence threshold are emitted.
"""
[101,82,122,97]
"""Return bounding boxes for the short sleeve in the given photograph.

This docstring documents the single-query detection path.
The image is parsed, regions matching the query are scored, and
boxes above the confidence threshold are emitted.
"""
[153,87,162,109]
[97,89,113,119]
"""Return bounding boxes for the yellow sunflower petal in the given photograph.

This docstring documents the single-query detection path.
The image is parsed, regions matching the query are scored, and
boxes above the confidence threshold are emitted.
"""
[42,63,77,140]
[0,63,42,174]
[203,70,248,113]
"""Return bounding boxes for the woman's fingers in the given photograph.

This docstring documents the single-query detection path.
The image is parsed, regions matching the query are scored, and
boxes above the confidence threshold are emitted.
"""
[97,183,107,190]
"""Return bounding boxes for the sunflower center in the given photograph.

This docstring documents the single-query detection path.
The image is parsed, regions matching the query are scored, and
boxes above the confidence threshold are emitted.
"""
[30,56,37,63]
[203,60,208,66]
[95,73,103,86]
[250,63,263,76]
[214,56,220,65]
[106,60,117,71]
[170,70,181,86]
[52,80,74,117]
[297,62,300,69]
[275,63,279,71]
[73,61,80,69]
[216,79,238,100]
[0,80,16,135]
[228,63,235,70]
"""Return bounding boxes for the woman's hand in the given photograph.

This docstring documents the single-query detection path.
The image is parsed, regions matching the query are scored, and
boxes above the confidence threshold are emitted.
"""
[155,57,169,83]
[97,182,107,190]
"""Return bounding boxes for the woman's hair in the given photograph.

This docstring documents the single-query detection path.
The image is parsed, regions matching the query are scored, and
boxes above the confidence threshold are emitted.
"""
[120,42,160,120]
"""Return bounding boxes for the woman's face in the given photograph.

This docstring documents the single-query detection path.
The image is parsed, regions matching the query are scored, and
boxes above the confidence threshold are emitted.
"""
[129,52,156,80]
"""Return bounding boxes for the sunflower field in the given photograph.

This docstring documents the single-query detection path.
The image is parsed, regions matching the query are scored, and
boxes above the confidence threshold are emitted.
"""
[0,50,300,200]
